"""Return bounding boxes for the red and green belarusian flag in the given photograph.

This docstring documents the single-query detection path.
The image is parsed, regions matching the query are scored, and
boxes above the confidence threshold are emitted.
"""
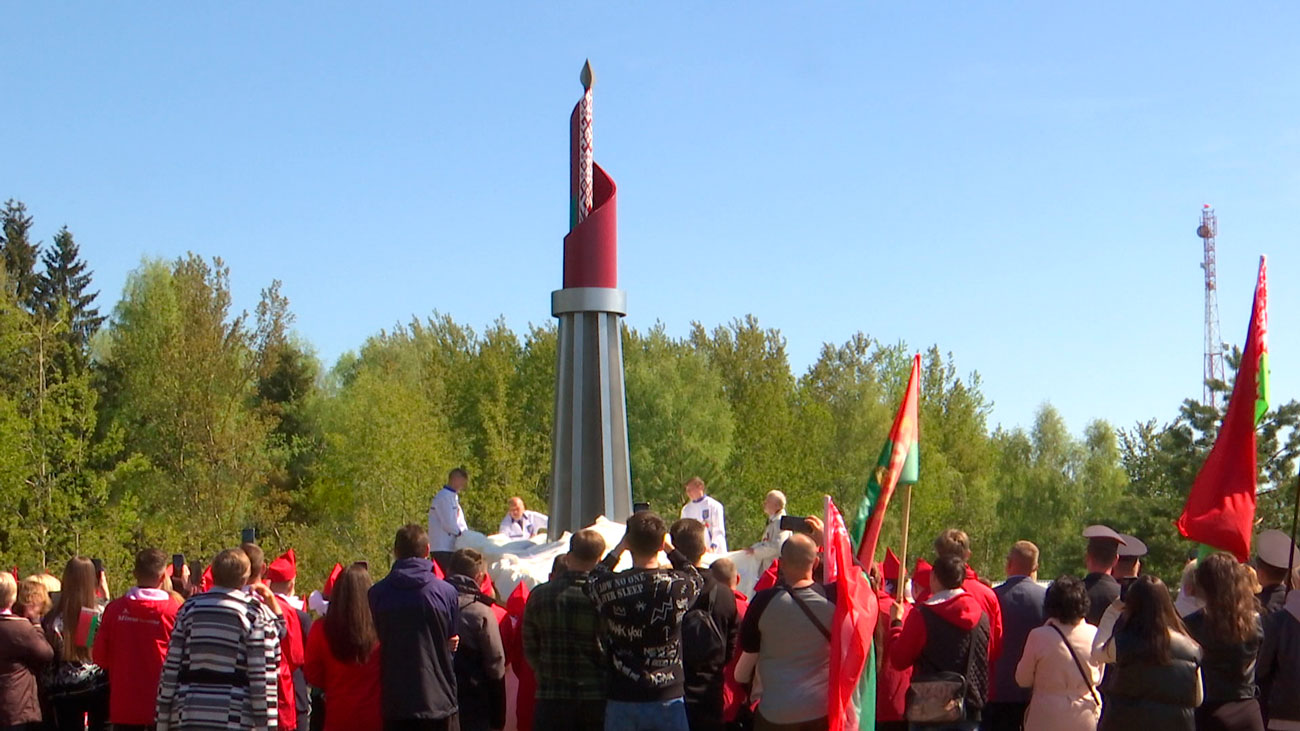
[1176,255,1269,562]
[852,353,921,567]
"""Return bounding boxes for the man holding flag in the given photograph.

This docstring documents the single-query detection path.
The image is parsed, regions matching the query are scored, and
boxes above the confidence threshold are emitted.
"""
[1177,256,1269,561]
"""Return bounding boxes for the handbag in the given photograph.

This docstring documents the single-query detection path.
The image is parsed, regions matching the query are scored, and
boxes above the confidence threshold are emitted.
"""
[48,660,107,700]
[1048,622,1101,707]
[905,606,975,724]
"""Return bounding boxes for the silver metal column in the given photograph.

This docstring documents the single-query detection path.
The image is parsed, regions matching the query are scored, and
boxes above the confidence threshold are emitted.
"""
[549,286,632,535]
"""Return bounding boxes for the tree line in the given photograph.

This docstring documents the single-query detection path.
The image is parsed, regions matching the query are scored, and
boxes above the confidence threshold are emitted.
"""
[1,199,1297,591]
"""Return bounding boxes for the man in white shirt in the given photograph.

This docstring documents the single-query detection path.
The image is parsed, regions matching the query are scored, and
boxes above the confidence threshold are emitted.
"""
[429,467,470,553]
[745,490,791,573]
[679,477,727,553]
[498,496,548,539]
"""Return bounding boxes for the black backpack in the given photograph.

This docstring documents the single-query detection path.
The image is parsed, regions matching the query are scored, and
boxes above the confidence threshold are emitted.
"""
[681,583,727,674]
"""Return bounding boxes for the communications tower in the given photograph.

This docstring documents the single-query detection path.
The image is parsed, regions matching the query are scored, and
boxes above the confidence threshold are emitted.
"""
[1198,205,1226,408]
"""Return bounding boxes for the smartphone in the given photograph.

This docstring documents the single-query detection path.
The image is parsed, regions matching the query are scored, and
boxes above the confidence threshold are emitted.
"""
[240,527,256,544]
[173,553,185,577]
[91,558,104,577]
[633,502,651,514]
[779,515,813,534]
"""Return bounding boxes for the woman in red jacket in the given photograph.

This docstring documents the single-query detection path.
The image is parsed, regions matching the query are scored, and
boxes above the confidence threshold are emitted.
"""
[304,563,382,731]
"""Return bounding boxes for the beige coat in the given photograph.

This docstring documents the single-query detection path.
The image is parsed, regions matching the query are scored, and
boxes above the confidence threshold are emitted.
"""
[1016,618,1102,731]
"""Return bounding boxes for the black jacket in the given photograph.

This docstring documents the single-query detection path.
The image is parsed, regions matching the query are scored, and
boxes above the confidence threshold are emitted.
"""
[1182,609,1262,704]
[369,557,461,721]
[1098,626,1201,731]
[449,574,507,731]
[682,574,739,717]
[1259,602,1300,724]
[1084,573,1120,626]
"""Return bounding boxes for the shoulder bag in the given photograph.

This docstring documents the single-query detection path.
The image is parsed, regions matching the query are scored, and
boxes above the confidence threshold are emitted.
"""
[905,605,974,725]
[1048,622,1101,707]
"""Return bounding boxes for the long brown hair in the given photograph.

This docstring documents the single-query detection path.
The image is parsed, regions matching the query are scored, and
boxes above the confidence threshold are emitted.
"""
[323,563,377,664]
[59,557,98,662]
[1196,552,1259,644]
[1121,575,1188,665]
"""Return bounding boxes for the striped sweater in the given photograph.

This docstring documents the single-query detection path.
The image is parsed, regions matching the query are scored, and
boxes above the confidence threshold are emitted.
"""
[155,586,285,731]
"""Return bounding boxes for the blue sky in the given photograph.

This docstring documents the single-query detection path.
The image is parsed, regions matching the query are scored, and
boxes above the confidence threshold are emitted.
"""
[4,3,1298,433]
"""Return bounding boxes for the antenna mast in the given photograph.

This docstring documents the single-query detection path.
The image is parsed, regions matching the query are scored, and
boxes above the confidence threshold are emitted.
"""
[1198,205,1225,408]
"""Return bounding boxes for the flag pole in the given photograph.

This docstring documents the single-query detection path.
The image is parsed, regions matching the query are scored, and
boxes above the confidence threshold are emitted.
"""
[1288,473,1300,594]
[896,483,913,602]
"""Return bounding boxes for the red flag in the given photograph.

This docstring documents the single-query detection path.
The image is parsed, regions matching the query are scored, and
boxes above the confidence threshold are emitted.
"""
[1177,256,1269,562]
[825,496,878,731]
[200,564,214,593]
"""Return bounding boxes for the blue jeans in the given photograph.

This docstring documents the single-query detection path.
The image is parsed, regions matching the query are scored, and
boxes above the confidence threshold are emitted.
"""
[605,698,690,731]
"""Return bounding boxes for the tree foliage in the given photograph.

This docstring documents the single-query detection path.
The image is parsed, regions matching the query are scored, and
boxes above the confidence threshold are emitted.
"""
[2,199,1296,593]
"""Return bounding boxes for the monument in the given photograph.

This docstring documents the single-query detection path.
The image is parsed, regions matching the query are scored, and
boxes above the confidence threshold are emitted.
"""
[549,60,633,535]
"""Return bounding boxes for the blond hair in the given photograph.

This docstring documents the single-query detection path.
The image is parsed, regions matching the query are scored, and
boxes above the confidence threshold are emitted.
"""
[0,573,15,609]
[765,490,787,511]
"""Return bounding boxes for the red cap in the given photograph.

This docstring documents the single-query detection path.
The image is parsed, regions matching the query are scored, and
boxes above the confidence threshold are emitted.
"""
[200,565,214,593]
[265,548,297,583]
[321,563,344,599]
[912,557,932,588]
[883,548,901,581]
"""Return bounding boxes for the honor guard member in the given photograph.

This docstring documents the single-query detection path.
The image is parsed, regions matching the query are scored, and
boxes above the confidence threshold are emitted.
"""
[1115,533,1148,601]
[429,468,470,556]
[1255,529,1300,614]
[1081,525,1125,625]
[680,477,728,554]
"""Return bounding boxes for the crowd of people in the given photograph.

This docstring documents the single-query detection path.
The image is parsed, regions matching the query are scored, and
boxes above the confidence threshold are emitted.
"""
[1,469,1299,731]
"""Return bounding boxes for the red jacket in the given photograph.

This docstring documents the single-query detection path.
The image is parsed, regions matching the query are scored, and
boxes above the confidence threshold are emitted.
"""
[875,590,912,722]
[722,590,750,722]
[303,620,382,731]
[93,587,180,725]
[499,590,535,731]
[887,590,985,672]
[962,568,1002,664]
[275,595,306,729]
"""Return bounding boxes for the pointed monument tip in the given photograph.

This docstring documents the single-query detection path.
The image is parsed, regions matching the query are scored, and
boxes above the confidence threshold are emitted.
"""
[580,59,594,90]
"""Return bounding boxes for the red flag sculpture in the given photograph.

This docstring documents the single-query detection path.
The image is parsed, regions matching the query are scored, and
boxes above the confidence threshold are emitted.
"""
[1177,256,1269,561]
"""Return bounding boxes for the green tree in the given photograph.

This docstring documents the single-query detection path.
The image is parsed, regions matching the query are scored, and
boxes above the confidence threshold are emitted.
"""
[625,324,734,514]
[97,255,274,557]
[0,200,41,310]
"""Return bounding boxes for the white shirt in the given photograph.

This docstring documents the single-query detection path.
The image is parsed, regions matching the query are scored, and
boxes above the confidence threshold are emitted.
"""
[751,511,792,556]
[498,510,548,539]
[428,485,468,552]
[681,495,728,553]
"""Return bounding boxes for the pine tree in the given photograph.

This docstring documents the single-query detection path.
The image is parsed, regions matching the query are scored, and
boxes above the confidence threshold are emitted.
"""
[0,200,41,310]
[36,226,104,350]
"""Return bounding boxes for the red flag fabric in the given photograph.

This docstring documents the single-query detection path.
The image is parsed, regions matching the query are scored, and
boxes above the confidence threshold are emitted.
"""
[825,496,878,731]
[200,565,214,593]
[1177,256,1269,561]
[432,560,445,580]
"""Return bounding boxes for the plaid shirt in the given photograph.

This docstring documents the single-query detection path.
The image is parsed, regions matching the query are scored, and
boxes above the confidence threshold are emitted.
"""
[522,571,606,701]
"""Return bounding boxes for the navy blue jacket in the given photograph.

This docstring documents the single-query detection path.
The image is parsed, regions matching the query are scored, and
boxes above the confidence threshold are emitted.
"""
[369,557,461,721]
[992,575,1047,704]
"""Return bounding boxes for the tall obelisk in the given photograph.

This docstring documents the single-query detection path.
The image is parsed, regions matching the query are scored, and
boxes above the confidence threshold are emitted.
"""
[549,60,632,535]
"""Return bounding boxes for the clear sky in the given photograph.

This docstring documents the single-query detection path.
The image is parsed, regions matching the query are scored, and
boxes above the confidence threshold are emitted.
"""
[4,3,1298,433]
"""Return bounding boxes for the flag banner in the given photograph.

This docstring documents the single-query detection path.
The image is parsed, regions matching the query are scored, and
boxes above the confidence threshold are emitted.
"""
[852,353,921,567]
[827,495,878,731]
[1177,255,1269,561]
